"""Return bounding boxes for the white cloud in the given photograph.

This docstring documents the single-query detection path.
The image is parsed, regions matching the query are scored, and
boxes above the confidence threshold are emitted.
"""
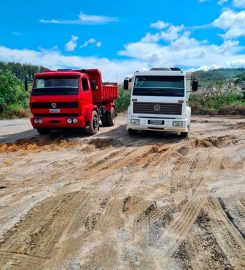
[213,9,245,39]
[0,40,244,82]
[96,42,102,48]
[40,12,118,25]
[81,38,102,48]
[1,18,245,82]
[218,0,229,5]
[233,0,245,7]
[0,46,146,81]
[199,0,229,5]
[65,35,78,52]
[79,13,118,23]
[118,21,244,70]
[150,20,169,30]
[141,24,185,43]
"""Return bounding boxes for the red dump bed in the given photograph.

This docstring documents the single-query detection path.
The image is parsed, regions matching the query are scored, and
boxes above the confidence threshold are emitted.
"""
[86,69,118,104]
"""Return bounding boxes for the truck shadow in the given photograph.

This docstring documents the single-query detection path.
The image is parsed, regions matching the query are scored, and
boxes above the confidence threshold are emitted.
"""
[0,129,38,144]
[92,123,184,148]
[0,128,87,145]
[0,124,184,150]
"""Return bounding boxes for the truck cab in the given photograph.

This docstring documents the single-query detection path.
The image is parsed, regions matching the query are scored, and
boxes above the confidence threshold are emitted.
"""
[124,68,198,137]
[29,69,118,135]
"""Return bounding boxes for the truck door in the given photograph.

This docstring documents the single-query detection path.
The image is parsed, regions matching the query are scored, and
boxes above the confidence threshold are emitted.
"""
[80,76,92,107]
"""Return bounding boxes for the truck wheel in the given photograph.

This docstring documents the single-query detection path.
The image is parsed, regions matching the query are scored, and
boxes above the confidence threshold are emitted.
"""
[86,111,99,135]
[101,114,107,126]
[37,128,50,135]
[128,129,137,135]
[180,132,188,138]
[102,107,116,127]
[106,107,116,126]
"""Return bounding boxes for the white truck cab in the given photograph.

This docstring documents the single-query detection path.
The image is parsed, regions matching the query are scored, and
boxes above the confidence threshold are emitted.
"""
[124,68,198,137]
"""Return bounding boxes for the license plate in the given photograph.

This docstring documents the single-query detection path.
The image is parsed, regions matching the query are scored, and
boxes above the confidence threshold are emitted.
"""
[49,109,60,113]
[149,120,163,125]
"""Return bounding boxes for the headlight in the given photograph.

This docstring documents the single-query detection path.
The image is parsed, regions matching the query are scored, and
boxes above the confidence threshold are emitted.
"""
[72,118,78,123]
[131,119,140,125]
[34,118,43,124]
[172,121,184,127]
[67,118,73,124]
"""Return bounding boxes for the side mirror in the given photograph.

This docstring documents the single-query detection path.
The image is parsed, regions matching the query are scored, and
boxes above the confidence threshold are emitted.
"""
[91,79,97,91]
[192,80,198,92]
[123,79,129,90]
[24,79,28,91]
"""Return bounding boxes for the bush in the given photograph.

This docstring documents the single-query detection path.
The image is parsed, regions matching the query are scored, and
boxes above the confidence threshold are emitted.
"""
[0,70,29,118]
[115,87,130,112]
[190,92,245,115]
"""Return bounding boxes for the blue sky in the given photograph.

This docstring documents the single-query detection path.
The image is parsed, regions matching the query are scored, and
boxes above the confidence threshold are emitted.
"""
[0,0,245,81]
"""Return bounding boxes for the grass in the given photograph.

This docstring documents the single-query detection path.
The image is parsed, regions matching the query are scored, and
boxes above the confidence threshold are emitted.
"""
[0,104,30,119]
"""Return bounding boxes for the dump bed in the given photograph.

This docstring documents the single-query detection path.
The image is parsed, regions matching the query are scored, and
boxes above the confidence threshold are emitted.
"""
[87,69,118,104]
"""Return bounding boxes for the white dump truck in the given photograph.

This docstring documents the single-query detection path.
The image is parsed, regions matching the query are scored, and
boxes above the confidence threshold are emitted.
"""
[123,68,198,137]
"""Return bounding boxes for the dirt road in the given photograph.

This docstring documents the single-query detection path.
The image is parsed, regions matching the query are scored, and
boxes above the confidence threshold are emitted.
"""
[0,114,244,270]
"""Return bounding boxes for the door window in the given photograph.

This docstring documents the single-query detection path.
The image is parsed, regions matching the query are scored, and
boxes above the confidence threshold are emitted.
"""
[82,77,89,91]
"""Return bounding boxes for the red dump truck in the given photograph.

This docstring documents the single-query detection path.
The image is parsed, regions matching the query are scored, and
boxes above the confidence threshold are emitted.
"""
[28,69,118,135]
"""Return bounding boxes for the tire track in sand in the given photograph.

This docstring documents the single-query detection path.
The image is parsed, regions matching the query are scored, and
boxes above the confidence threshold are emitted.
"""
[0,191,86,269]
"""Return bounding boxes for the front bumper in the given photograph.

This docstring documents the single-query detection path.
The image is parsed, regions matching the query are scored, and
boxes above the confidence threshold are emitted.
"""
[127,117,188,133]
[31,116,85,129]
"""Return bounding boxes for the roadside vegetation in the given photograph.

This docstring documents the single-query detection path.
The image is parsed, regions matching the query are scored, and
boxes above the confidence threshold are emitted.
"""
[0,62,244,118]
[0,62,46,119]
[0,70,30,119]
[115,87,130,112]
[189,92,245,115]
[190,69,245,115]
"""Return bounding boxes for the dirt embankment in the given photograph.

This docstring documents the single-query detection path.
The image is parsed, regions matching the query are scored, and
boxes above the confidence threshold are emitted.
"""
[0,115,244,270]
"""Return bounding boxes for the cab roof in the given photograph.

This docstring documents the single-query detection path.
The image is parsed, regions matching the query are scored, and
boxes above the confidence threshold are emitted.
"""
[134,70,186,77]
[35,71,84,77]
[34,69,101,78]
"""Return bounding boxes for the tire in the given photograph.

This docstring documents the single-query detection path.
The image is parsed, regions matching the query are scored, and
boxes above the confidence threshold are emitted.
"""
[37,128,51,135]
[128,128,137,135]
[102,107,116,127]
[101,114,107,127]
[86,110,99,135]
[180,132,188,138]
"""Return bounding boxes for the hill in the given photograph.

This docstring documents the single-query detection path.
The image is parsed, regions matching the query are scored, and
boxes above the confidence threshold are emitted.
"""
[192,68,245,88]
[190,68,245,115]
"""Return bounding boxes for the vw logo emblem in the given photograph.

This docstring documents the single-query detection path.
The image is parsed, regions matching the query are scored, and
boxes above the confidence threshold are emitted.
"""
[51,103,57,109]
[154,104,161,112]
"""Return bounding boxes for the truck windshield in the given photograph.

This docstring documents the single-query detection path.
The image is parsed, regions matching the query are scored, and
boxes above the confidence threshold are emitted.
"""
[133,76,184,97]
[32,77,79,96]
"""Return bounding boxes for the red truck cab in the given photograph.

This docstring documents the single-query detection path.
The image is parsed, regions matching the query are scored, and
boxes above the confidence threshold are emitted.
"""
[29,69,118,135]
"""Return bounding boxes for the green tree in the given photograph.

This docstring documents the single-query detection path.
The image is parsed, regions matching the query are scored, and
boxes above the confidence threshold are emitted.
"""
[0,70,28,112]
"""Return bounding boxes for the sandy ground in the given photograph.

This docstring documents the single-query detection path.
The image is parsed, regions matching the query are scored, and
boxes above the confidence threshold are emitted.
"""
[0,114,244,270]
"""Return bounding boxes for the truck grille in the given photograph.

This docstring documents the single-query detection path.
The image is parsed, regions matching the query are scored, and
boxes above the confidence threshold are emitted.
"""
[34,114,79,117]
[32,102,78,109]
[133,102,182,115]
